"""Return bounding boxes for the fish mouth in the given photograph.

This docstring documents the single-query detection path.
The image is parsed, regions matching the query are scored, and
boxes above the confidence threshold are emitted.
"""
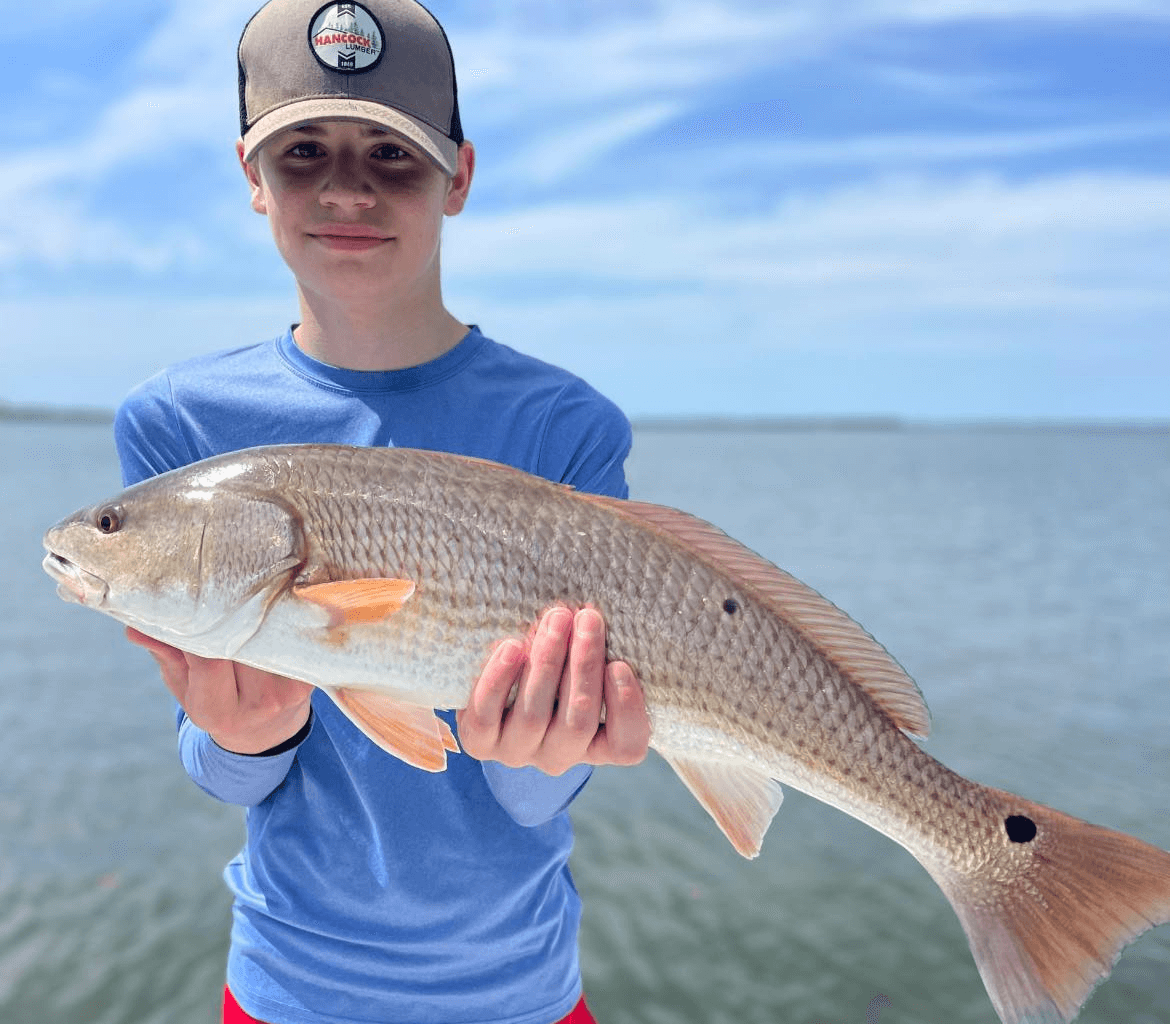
[42,551,108,607]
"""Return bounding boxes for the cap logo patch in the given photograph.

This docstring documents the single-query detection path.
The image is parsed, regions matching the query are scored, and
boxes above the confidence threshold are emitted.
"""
[309,3,384,73]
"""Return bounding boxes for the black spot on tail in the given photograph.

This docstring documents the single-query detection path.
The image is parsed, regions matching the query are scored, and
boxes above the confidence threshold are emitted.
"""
[1005,814,1037,843]
[722,598,739,614]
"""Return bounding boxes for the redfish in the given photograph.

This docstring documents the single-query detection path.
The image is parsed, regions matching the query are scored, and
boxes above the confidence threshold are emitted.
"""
[41,443,1170,1024]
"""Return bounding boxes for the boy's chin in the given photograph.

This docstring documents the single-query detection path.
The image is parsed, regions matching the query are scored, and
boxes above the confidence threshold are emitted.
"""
[295,262,431,303]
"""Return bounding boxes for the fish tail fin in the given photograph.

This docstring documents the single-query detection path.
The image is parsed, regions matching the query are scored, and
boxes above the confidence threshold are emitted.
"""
[932,790,1170,1024]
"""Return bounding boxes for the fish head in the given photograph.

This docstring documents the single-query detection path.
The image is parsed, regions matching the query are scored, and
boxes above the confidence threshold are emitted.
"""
[42,467,303,648]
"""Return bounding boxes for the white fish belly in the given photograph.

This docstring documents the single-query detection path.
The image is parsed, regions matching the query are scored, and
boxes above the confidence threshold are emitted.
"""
[233,594,501,710]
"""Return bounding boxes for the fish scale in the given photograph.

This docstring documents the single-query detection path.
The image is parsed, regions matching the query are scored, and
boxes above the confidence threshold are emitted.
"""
[41,442,1170,1024]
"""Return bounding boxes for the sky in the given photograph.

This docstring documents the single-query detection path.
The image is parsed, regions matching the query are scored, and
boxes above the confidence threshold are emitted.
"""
[2,0,1167,419]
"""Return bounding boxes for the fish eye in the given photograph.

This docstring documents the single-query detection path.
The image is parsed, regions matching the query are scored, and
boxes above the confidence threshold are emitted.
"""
[96,506,122,534]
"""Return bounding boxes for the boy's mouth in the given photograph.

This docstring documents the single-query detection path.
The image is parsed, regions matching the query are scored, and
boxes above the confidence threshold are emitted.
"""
[309,224,393,251]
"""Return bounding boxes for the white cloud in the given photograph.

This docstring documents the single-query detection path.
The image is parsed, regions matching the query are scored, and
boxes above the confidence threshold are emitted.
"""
[0,204,203,274]
[446,171,1170,309]
[452,0,1170,128]
[743,120,1170,170]
[862,64,1036,103]
[878,0,1170,19]
[456,2,821,120]
[502,101,685,185]
[0,2,248,274]
[133,0,259,76]
[441,166,1170,415]
[452,0,1170,123]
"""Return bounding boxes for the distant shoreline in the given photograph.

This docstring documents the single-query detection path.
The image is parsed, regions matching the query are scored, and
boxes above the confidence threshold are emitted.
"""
[2,403,1165,433]
[0,401,114,425]
[633,415,904,432]
[631,415,1169,434]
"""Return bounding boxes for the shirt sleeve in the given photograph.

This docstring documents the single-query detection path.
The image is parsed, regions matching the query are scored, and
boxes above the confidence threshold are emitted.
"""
[481,382,633,825]
[116,379,306,807]
[114,372,196,486]
[537,378,632,498]
[177,707,309,807]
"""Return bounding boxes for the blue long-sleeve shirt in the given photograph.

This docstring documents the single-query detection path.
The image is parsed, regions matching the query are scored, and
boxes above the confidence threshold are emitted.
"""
[115,326,631,1024]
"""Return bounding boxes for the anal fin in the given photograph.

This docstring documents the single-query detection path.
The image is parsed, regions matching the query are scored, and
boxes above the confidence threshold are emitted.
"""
[327,686,460,772]
[662,754,783,859]
[437,715,460,754]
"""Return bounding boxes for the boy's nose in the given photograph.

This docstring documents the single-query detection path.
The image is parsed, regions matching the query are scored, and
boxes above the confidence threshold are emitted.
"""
[319,158,376,209]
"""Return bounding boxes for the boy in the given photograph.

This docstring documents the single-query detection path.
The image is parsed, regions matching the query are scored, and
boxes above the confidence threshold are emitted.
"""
[116,2,651,1022]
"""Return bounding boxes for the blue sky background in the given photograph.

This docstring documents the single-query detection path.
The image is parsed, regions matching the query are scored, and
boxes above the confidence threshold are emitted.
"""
[2,0,1167,418]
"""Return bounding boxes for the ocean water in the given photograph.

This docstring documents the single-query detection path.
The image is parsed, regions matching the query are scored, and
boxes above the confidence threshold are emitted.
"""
[1,420,1167,1024]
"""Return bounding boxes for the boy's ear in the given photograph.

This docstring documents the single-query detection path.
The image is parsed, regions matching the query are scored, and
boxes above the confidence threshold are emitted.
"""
[236,138,268,215]
[444,141,475,217]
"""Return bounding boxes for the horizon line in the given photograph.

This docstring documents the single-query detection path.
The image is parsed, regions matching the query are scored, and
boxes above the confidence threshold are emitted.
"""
[3,401,1167,433]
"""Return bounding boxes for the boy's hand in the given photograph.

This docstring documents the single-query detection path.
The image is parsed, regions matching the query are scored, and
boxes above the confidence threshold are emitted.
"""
[125,627,314,755]
[456,608,650,776]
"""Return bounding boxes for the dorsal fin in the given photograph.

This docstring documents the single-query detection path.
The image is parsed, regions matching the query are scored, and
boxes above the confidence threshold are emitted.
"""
[583,494,931,738]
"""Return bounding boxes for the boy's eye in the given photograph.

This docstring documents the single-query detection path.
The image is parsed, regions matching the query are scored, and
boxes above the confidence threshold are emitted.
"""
[287,141,323,159]
[372,143,409,161]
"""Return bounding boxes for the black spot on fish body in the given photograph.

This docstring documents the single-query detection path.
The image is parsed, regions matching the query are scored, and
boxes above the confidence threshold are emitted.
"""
[1005,814,1037,843]
[723,598,739,615]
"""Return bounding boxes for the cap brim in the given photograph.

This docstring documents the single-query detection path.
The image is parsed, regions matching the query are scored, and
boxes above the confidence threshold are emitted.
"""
[242,98,458,175]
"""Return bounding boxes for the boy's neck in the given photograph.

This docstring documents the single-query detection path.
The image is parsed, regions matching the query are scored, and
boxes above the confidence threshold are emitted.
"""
[292,288,469,372]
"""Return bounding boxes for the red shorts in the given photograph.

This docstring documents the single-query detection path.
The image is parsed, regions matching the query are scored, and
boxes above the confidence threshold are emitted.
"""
[223,984,598,1024]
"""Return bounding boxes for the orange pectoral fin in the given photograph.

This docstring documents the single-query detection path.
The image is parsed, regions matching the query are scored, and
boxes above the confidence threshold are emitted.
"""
[328,686,460,772]
[294,578,416,629]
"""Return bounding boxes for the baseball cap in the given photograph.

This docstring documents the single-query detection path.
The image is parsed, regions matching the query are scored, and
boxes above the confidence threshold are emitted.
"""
[238,0,463,174]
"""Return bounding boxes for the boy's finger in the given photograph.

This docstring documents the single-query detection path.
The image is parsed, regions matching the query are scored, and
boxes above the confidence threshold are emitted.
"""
[507,608,572,743]
[174,656,243,731]
[532,609,607,775]
[125,626,191,701]
[126,626,238,725]
[124,625,182,665]
[556,609,605,736]
[457,638,525,753]
[587,661,649,767]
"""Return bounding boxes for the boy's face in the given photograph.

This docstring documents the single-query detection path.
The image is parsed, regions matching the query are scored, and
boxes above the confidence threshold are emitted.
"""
[239,119,473,306]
